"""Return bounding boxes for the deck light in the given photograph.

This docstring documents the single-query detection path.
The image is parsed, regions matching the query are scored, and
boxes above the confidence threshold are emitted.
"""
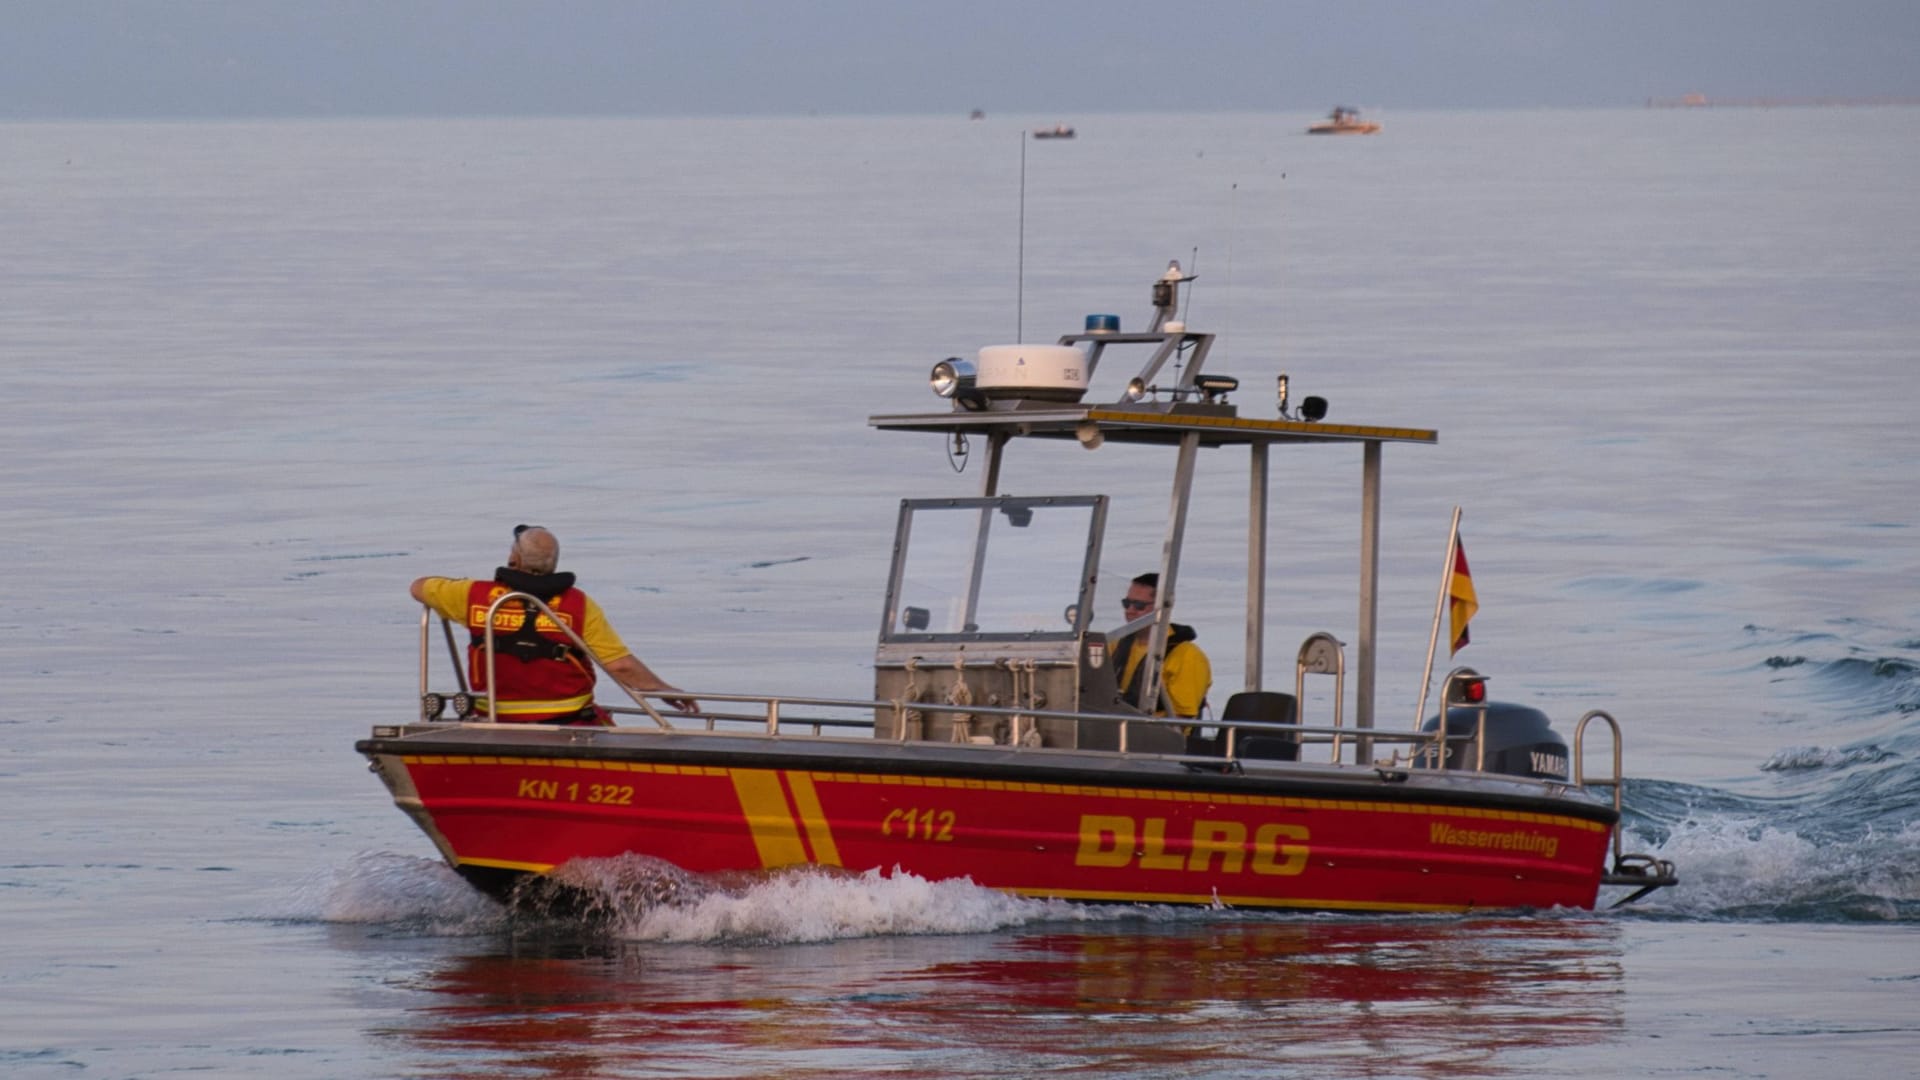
[1076,420,1104,449]
[1194,374,1239,403]
[930,357,975,398]
[1122,377,1146,403]
[1299,395,1329,422]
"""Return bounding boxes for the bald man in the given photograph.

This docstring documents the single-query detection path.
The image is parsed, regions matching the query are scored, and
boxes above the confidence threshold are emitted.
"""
[409,524,696,722]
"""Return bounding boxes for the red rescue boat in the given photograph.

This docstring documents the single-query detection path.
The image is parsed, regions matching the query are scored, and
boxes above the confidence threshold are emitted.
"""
[358,263,1676,913]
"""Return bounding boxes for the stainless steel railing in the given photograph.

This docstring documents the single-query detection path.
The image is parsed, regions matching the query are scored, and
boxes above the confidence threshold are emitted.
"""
[420,598,1484,775]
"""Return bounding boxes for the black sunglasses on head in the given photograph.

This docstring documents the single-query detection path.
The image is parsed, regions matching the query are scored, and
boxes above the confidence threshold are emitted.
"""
[514,524,541,538]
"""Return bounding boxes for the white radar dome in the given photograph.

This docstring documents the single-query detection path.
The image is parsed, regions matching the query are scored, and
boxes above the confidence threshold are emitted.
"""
[974,345,1088,403]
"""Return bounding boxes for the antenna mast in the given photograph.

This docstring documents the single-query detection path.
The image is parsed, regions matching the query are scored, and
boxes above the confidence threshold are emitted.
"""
[1017,131,1026,341]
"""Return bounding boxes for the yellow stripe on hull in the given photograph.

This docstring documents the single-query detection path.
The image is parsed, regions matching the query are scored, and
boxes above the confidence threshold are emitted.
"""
[783,770,843,867]
[729,768,812,868]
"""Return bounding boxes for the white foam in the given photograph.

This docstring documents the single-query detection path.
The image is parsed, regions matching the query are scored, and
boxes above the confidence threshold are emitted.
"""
[296,852,1148,942]
[1622,817,1920,919]
[300,851,506,931]
[610,863,1094,944]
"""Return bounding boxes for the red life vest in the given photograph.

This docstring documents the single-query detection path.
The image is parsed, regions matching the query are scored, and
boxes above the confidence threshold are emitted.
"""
[463,580,597,723]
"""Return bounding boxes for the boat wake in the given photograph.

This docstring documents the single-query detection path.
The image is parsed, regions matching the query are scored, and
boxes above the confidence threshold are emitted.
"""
[1618,774,1920,922]
[1760,743,1898,771]
[1596,626,1920,921]
[298,851,508,934]
[543,855,1104,944]
[1765,652,1920,714]
[1746,619,1920,717]
[309,851,1151,943]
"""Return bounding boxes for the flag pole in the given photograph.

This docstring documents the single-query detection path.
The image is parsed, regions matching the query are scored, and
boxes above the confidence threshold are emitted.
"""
[1414,506,1463,728]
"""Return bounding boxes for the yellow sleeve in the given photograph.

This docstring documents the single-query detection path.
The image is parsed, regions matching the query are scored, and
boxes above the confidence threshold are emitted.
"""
[416,578,476,622]
[1162,641,1213,719]
[578,594,633,665]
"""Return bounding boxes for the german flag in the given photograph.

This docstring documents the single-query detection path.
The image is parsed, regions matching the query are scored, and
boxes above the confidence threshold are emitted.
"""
[1448,540,1478,655]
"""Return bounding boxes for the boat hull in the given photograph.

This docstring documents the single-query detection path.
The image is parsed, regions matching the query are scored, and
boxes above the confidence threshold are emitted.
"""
[358,724,1615,913]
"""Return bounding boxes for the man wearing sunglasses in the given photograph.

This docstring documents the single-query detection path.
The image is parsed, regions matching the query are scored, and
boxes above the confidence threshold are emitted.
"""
[409,525,697,723]
[1111,572,1212,724]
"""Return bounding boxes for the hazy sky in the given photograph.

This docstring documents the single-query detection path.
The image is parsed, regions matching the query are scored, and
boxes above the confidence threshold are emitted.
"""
[5,0,1917,118]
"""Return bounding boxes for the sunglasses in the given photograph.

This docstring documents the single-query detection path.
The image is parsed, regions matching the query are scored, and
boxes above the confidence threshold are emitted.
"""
[1120,598,1152,611]
[514,524,541,538]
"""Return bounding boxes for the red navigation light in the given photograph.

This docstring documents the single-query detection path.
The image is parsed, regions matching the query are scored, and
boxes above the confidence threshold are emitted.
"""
[1446,672,1488,705]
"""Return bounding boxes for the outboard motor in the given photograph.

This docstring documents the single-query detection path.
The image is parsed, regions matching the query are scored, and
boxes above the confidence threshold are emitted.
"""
[1418,701,1571,781]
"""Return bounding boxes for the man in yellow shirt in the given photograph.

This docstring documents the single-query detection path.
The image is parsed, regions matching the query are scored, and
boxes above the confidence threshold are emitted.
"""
[1112,572,1212,720]
[410,525,695,723]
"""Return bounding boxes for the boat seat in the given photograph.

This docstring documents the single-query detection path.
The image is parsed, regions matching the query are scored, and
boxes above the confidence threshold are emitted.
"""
[1221,691,1299,761]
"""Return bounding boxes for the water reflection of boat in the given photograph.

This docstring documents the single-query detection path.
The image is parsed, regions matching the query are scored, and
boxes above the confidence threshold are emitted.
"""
[358,262,1676,914]
[1032,123,1075,139]
[1308,106,1381,135]
[374,918,1625,1074]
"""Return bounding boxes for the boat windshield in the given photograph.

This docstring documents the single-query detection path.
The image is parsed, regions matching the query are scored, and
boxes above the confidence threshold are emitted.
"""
[882,495,1107,641]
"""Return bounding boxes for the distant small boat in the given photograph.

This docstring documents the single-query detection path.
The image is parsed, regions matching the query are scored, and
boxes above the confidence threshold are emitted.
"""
[1307,107,1381,135]
[1032,124,1075,140]
[970,109,986,121]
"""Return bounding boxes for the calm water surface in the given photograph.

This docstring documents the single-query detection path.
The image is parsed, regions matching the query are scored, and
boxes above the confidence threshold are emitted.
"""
[3,108,1918,1078]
